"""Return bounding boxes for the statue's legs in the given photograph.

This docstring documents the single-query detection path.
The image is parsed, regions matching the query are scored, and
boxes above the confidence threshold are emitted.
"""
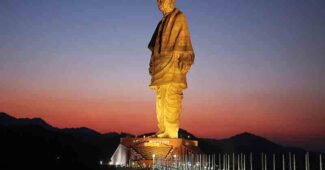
[156,86,166,135]
[156,83,183,138]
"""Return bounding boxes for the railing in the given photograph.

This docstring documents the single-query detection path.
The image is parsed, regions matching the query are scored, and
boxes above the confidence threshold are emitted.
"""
[149,152,324,170]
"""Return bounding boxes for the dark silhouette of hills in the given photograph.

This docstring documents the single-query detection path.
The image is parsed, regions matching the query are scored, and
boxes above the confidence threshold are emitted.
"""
[0,112,323,170]
[0,112,54,130]
[62,127,102,139]
[0,112,15,121]
[0,112,121,170]
[199,132,295,154]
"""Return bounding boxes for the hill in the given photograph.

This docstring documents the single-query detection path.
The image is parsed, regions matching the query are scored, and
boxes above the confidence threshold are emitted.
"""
[0,112,322,170]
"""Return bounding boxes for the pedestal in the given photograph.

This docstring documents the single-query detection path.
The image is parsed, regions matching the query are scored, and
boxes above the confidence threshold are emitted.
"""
[120,137,199,168]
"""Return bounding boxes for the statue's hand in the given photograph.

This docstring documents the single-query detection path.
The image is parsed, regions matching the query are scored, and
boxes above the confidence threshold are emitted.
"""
[149,56,154,75]
[178,57,191,74]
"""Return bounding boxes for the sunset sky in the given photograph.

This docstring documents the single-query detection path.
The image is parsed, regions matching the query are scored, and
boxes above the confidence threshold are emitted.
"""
[0,0,324,151]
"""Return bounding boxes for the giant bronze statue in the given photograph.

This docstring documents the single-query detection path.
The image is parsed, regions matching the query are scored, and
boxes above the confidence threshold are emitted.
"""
[148,0,195,138]
[111,1,196,165]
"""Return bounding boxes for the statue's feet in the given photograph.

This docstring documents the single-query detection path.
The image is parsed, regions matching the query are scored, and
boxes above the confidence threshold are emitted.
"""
[155,131,164,135]
[157,132,178,138]
[147,130,164,138]
[157,132,169,138]
[155,130,165,135]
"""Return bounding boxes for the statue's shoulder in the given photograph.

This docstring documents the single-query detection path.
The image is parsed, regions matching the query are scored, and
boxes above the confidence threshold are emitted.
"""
[174,8,185,17]
[173,8,187,21]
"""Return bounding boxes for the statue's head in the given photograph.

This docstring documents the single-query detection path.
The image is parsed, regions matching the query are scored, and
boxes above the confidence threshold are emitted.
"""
[157,0,176,15]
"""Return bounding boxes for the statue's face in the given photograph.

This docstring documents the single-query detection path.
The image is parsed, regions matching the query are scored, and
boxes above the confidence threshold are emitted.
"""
[157,0,175,14]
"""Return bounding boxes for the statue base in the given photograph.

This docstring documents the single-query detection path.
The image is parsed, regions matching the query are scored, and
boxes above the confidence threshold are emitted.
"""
[117,137,200,168]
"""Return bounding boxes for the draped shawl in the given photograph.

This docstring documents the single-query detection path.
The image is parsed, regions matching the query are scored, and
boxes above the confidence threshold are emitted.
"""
[148,8,195,90]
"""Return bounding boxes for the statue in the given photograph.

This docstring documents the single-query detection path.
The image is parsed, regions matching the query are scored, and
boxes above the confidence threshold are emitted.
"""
[148,0,195,138]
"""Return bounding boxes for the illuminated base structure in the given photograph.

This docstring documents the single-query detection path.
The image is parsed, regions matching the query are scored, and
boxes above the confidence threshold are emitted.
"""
[110,137,200,168]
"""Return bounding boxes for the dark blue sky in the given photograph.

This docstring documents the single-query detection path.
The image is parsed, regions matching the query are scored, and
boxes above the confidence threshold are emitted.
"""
[0,0,325,151]
[1,0,324,93]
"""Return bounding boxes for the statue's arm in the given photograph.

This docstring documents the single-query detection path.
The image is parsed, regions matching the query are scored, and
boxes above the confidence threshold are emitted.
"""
[148,21,161,76]
[174,13,195,73]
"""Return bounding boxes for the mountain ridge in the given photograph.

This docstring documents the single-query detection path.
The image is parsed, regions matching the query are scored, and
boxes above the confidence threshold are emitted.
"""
[0,111,323,170]
[0,112,316,152]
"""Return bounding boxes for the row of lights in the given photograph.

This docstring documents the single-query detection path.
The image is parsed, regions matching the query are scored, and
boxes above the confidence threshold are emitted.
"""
[142,135,191,139]
[152,154,178,158]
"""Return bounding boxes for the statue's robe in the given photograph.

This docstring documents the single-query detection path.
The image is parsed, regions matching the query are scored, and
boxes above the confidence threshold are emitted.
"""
[148,8,195,138]
[148,8,195,90]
